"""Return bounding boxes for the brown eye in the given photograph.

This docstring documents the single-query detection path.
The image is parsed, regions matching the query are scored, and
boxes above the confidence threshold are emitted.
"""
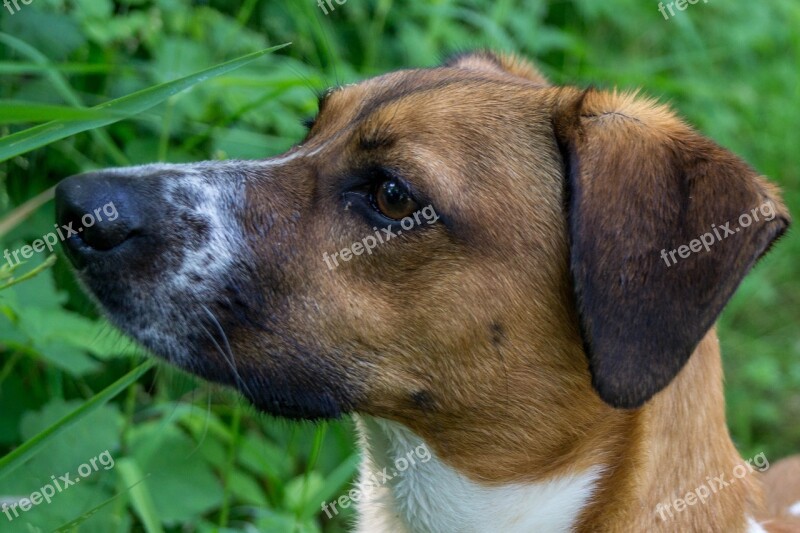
[374,179,418,220]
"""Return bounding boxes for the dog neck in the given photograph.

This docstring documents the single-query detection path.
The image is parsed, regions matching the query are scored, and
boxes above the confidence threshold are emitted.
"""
[353,328,767,532]
[354,416,604,533]
[577,328,766,532]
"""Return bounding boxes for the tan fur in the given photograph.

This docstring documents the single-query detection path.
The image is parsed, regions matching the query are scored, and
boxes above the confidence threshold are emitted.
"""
[77,51,796,530]
[578,330,762,531]
[300,56,792,532]
[263,53,796,530]
[760,456,800,531]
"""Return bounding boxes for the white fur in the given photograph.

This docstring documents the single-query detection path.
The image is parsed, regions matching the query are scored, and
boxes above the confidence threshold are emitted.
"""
[260,141,327,166]
[99,162,252,364]
[789,501,800,516]
[355,417,604,533]
[100,145,329,364]
[746,517,767,532]
[163,169,241,285]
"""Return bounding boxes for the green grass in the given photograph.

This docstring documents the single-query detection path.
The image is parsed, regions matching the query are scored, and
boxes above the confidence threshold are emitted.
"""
[0,0,798,531]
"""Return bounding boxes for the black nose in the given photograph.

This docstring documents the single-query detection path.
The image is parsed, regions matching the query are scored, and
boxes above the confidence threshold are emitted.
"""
[55,172,142,266]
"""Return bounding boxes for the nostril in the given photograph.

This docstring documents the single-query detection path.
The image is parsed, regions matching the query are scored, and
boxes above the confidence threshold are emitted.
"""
[78,201,134,250]
[77,213,133,251]
[55,173,140,256]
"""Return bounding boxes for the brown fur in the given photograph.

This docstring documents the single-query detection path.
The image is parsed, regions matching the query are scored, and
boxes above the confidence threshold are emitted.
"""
[287,52,796,530]
[64,51,798,531]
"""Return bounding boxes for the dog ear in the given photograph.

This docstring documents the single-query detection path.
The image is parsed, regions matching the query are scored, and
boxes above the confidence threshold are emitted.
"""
[553,88,790,409]
[443,51,550,85]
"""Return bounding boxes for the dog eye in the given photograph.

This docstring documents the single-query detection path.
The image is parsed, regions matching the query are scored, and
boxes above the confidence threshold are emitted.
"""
[373,179,418,220]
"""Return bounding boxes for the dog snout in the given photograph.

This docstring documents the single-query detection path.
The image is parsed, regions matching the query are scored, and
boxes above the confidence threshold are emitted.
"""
[55,172,142,266]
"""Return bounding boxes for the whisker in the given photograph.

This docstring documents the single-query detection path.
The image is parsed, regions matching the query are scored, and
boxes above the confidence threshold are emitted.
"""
[198,304,256,402]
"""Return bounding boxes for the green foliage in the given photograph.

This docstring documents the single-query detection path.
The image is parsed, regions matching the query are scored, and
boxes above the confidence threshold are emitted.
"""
[0,0,797,531]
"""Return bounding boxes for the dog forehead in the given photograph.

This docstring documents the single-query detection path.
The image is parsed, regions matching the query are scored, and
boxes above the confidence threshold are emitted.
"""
[324,66,546,123]
[299,68,566,249]
[315,71,557,165]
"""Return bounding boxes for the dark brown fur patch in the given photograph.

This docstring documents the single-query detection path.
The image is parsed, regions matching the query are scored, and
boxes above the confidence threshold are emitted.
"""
[554,89,790,408]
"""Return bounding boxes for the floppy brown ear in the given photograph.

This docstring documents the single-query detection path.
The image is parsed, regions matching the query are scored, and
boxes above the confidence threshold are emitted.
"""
[554,88,790,409]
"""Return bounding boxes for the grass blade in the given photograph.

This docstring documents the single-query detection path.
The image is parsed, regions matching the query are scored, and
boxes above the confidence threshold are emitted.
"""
[0,185,55,238]
[0,32,130,165]
[0,360,156,480]
[0,254,57,291]
[117,458,164,533]
[50,488,133,533]
[0,61,116,75]
[0,101,123,124]
[0,43,290,164]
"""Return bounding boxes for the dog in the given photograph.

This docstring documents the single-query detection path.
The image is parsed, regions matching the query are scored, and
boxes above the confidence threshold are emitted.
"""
[54,51,799,532]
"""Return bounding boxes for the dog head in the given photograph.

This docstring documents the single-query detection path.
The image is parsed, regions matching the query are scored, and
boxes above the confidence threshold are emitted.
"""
[56,52,788,437]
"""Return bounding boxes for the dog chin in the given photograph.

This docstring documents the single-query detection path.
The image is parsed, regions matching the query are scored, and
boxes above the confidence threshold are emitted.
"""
[179,352,354,421]
[98,302,355,421]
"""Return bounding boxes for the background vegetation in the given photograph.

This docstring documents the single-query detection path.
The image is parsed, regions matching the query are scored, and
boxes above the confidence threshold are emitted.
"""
[0,0,797,531]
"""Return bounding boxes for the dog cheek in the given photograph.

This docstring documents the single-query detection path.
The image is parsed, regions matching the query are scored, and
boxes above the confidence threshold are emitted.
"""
[232,335,368,419]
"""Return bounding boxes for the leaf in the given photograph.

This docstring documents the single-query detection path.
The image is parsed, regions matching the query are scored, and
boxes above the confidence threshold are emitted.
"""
[0,61,115,75]
[18,307,138,363]
[284,471,324,516]
[72,0,114,20]
[251,509,322,533]
[27,338,101,376]
[226,469,269,507]
[0,479,115,533]
[299,453,360,519]
[18,400,122,475]
[128,422,225,525]
[0,360,155,480]
[0,256,67,310]
[0,44,290,163]
[0,11,86,62]
[237,431,293,485]
[0,401,124,533]
[0,378,37,446]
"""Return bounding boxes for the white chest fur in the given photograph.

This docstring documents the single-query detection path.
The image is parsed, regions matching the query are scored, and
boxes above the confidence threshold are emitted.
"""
[354,417,604,533]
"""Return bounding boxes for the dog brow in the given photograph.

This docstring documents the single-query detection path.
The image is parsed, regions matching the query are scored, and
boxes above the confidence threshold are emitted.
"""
[357,124,395,150]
